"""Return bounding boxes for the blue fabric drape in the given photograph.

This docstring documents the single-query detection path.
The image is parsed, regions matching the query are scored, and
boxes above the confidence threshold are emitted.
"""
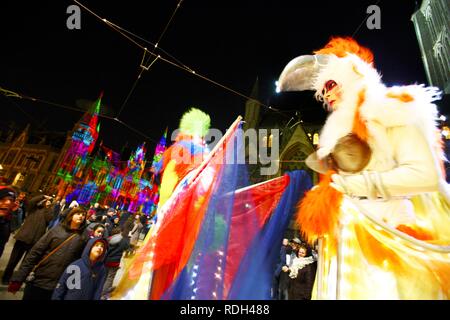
[227,170,312,299]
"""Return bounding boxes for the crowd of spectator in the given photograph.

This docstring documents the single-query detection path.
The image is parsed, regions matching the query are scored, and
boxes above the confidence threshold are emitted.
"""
[0,186,150,300]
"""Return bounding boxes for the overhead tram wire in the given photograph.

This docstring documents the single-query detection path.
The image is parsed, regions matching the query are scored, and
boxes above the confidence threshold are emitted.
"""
[352,0,382,38]
[1,94,42,128]
[140,0,185,70]
[73,1,281,114]
[114,0,184,119]
[0,87,159,144]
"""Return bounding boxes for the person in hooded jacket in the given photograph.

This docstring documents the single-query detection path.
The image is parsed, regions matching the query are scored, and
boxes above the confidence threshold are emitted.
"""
[101,226,130,297]
[8,207,88,300]
[52,237,108,300]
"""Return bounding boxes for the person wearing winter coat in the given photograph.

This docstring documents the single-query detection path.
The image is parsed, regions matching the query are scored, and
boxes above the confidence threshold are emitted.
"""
[48,198,65,229]
[272,238,289,300]
[287,244,317,300]
[52,238,108,300]
[1,195,54,284]
[101,227,130,297]
[8,207,88,300]
[10,190,27,233]
[126,215,143,256]
[49,200,79,229]
[0,187,19,259]
[278,239,299,300]
[119,211,131,228]
[88,223,106,239]
[102,209,116,238]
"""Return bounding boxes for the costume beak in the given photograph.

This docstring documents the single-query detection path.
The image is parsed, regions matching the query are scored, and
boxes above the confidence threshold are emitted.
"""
[305,152,330,174]
[277,54,329,92]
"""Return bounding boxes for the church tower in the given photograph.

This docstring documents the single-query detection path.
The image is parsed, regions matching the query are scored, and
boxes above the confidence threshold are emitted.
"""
[53,94,102,197]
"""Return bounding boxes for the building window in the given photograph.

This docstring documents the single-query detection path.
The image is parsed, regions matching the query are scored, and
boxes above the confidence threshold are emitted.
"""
[442,126,450,140]
[18,154,27,167]
[5,151,17,165]
[33,155,43,170]
[262,135,268,147]
[313,133,320,145]
[12,172,25,186]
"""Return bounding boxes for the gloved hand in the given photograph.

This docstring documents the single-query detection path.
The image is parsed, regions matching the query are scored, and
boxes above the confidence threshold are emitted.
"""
[8,281,23,294]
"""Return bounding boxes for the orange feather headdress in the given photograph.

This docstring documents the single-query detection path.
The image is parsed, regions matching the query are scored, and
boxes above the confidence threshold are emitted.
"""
[314,36,374,65]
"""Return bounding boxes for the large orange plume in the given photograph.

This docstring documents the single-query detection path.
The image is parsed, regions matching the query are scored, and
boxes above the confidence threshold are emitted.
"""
[296,170,343,246]
[314,36,374,64]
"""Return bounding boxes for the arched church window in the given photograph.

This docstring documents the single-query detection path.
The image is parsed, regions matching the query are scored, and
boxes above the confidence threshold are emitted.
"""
[313,133,319,146]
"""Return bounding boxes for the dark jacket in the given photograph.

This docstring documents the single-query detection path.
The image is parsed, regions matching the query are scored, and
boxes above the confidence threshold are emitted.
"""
[121,217,134,238]
[52,238,108,300]
[14,206,53,245]
[119,212,131,227]
[59,207,72,222]
[288,260,317,300]
[24,195,43,214]
[11,224,88,291]
[9,195,42,228]
[274,245,288,278]
[50,202,62,222]
[105,234,130,264]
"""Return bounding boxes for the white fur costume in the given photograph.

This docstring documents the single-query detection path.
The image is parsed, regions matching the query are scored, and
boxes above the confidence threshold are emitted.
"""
[278,43,450,299]
[313,53,449,227]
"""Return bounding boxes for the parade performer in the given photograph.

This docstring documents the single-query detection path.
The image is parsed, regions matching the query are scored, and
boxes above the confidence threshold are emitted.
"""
[110,108,211,299]
[277,37,450,299]
[157,108,211,208]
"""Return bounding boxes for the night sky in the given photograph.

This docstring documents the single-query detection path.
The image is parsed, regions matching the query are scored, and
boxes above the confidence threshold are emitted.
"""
[1,0,426,153]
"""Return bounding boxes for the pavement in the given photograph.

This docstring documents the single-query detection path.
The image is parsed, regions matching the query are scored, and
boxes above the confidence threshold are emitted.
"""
[0,234,24,300]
